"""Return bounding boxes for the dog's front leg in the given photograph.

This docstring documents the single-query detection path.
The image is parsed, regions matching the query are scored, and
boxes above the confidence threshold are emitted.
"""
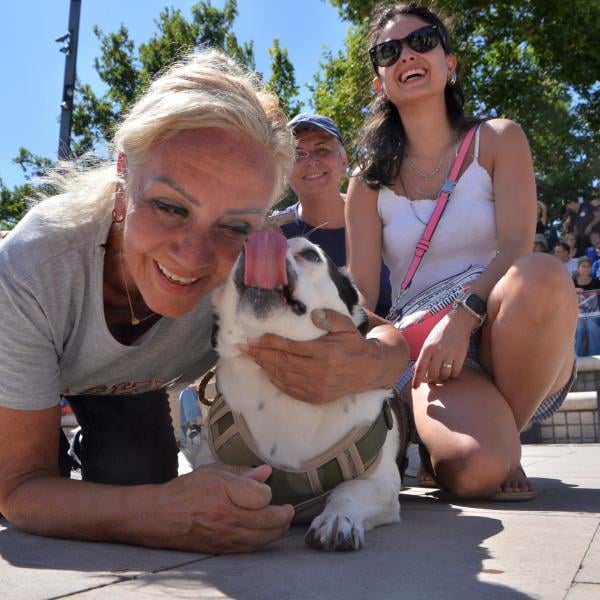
[305,438,401,551]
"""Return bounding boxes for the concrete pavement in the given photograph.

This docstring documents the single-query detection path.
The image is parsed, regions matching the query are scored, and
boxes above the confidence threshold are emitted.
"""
[1,444,599,600]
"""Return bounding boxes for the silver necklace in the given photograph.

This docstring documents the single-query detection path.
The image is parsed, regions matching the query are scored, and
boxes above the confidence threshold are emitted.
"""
[408,201,430,226]
[399,173,432,225]
[402,167,445,199]
[401,141,460,199]
[405,148,446,178]
[404,135,458,179]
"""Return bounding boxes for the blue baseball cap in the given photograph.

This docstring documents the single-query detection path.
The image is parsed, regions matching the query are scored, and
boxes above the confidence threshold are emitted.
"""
[287,113,344,146]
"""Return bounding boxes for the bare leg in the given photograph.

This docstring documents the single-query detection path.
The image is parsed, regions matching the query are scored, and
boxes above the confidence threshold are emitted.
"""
[413,254,577,498]
[411,368,521,498]
[480,254,577,494]
[479,253,577,430]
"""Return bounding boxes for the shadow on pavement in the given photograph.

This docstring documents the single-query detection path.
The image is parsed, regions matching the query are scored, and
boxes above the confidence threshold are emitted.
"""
[0,497,540,599]
[413,476,600,514]
[79,504,535,600]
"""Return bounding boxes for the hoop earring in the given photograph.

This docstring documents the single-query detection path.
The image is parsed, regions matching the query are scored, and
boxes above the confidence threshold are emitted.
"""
[447,71,457,86]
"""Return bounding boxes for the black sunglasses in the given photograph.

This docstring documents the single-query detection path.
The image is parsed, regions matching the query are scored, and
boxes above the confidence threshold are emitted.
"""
[369,25,445,70]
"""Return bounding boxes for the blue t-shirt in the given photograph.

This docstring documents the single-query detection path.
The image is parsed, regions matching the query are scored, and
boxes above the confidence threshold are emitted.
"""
[278,206,392,318]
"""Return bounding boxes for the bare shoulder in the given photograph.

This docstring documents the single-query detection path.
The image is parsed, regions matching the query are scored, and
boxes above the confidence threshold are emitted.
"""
[479,119,531,173]
[346,174,379,205]
[480,118,529,148]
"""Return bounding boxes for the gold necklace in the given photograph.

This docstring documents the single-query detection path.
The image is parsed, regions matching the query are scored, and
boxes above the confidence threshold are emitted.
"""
[119,250,156,325]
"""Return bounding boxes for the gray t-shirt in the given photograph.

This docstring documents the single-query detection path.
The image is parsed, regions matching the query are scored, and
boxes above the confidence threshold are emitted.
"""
[0,197,216,410]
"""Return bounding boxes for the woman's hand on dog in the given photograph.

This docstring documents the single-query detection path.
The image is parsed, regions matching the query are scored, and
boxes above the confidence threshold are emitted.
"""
[243,309,408,404]
[150,464,293,554]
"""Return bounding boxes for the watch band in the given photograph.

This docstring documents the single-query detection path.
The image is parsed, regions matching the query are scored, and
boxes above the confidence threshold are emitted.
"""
[458,299,486,327]
[450,293,487,328]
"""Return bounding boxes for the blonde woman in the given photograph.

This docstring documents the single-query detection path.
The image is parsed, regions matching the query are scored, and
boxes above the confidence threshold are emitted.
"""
[0,49,409,552]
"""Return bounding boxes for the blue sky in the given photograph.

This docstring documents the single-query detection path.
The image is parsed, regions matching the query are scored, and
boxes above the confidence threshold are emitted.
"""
[0,0,349,188]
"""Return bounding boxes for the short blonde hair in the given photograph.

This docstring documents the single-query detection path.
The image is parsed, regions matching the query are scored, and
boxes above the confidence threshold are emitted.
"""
[37,49,294,224]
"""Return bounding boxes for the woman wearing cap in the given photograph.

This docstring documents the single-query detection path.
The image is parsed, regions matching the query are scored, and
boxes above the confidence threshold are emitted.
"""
[346,2,577,500]
[270,112,391,317]
[0,50,408,553]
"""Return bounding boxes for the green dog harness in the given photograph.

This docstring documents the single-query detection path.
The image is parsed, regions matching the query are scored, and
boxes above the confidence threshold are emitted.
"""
[207,392,394,523]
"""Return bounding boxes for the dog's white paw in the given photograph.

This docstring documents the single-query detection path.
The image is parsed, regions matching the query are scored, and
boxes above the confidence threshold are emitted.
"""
[304,513,365,551]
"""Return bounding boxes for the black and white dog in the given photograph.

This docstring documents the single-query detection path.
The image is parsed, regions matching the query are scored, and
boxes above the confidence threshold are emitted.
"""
[184,229,403,551]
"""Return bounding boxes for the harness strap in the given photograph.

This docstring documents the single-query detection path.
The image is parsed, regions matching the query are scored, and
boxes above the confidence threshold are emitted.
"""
[207,394,394,512]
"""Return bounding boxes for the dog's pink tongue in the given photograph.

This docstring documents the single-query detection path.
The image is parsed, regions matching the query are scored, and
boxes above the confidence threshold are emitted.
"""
[244,229,288,289]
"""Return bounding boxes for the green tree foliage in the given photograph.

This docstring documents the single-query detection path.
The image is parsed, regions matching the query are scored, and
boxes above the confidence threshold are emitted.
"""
[267,38,302,118]
[311,25,372,148]
[319,0,599,211]
[0,149,56,229]
[0,181,31,229]
[72,0,257,154]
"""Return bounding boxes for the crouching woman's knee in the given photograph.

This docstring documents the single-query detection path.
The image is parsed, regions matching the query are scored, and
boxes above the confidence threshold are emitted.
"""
[504,254,578,324]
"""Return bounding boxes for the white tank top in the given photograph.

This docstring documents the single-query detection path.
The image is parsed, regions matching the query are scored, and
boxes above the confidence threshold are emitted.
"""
[377,127,498,308]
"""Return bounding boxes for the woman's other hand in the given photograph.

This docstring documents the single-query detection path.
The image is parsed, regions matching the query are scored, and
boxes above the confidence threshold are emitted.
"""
[412,310,475,388]
[150,464,293,554]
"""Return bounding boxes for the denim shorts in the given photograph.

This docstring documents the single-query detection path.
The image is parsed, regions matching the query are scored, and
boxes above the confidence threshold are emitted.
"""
[395,331,576,424]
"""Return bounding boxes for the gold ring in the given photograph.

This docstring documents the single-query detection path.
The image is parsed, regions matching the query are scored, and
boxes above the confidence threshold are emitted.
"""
[441,363,453,369]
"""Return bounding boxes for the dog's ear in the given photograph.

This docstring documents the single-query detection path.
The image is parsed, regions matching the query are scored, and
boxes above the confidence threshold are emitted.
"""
[326,258,359,314]
[211,313,220,350]
[324,257,370,336]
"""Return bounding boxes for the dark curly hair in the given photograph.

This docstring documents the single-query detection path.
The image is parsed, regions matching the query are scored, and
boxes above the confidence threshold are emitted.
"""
[356,2,477,189]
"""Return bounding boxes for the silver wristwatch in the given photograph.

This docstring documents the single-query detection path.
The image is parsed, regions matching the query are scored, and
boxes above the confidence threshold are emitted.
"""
[454,292,487,328]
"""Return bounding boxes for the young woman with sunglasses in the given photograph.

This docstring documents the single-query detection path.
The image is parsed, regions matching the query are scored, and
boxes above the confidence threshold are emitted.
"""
[346,2,578,500]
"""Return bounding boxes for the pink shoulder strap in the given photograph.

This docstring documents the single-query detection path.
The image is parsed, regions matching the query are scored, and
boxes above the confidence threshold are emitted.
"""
[399,125,478,293]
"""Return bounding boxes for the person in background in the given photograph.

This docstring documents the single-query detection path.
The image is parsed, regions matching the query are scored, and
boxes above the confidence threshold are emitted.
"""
[585,231,600,263]
[572,256,600,356]
[554,241,579,276]
[591,241,600,279]
[563,231,580,259]
[536,200,559,251]
[533,233,549,253]
[0,49,408,553]
[564,197,600,255]
[270,113,392,317]
[536,200,548,234]
[346,1,577,500]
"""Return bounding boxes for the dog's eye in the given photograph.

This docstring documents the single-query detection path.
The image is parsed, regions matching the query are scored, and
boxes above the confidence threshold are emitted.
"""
[299,248,322,263]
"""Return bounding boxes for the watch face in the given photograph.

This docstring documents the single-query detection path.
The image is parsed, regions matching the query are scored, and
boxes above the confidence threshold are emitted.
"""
[465,293,486,316]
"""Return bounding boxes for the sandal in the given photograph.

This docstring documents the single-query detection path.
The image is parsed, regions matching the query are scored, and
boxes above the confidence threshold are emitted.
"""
[416,442,439,488]
[418,441,537,502]
[488,464,537,502]
[417,464,439,488]
[390,391,412,483]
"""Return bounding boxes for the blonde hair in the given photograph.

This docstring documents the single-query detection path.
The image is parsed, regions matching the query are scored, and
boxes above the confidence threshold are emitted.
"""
[37,48,294,224]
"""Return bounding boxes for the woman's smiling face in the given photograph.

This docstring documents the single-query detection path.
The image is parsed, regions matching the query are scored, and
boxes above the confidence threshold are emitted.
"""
[373,15,455,104]
[119,128,277,317]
